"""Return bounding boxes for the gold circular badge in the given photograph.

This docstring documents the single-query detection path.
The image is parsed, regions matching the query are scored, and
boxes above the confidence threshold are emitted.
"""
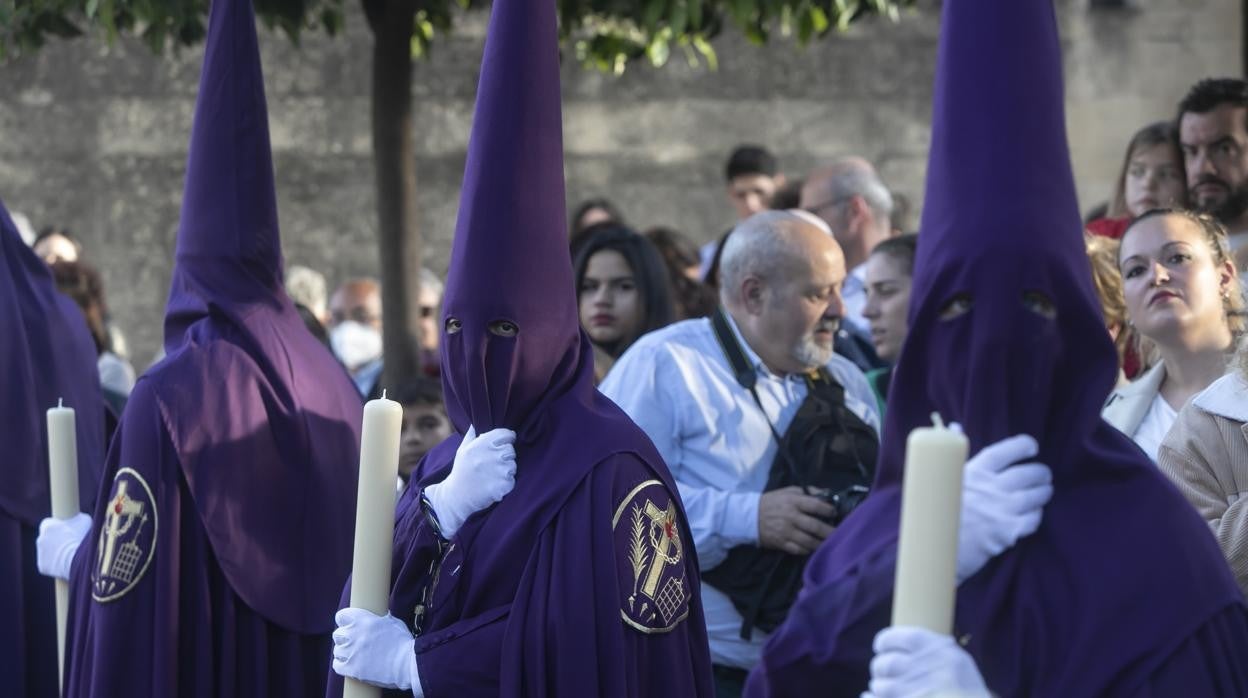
[613,479,690,634]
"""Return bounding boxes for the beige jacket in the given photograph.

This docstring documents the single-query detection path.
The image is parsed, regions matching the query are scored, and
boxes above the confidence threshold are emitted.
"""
[1157,371,1248,594]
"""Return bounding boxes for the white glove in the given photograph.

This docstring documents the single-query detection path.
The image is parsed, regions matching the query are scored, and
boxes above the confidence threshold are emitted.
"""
[864,626,989,698]
[332,608,424,695]
[956,433,1053,582]
[423,425,516,538]
[37,512,92,581]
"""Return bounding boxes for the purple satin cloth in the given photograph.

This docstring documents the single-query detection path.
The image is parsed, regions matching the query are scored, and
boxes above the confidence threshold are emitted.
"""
[64,0,363,693]
[0,199,105,527]
[0,197,106,697]
[328,0,714,693]
[747,0,1248,694]
[64,383,345,696]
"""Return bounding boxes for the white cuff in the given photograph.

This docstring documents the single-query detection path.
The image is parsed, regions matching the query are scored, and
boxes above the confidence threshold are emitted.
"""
[423,482,465,539]
[723,491,763,546]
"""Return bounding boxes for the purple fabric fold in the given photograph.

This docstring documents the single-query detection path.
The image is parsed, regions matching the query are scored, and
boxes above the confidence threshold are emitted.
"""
[0,198,105,526]
[327,0,714,693]
[66,0,364,693]
[747,0,1248,694]
[0,195,105,698]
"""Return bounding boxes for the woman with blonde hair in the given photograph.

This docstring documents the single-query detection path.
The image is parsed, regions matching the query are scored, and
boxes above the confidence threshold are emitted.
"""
[1087,121,1187,239]
[1103,209,1244,460]
[1084,232,1132,385]
[1159,337,1248,594]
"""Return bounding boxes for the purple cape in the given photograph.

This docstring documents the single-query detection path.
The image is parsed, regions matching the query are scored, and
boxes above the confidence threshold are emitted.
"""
[746,0,1248,695]
[328,0,713,694]
[325,395,715,697]
[64,0,363,694]
[0,199,106,697]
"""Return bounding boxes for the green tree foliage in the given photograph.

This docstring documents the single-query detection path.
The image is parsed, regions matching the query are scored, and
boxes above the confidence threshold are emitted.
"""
[0,0,910,385]
[0,0,912,71]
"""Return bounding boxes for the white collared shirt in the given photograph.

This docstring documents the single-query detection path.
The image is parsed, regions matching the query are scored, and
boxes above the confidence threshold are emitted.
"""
[600,314,879,668]
[1134,393,1178,462]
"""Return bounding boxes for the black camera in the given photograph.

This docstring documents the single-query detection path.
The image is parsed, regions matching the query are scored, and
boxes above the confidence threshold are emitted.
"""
[818,484,870,525]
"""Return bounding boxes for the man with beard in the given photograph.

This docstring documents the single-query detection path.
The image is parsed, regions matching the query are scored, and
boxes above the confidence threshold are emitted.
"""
[602,210,880,697]
[744,0,1248,695]
[1179,78,1248,264]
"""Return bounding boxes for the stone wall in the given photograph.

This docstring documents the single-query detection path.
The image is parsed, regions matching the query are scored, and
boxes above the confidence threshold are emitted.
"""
[0,0,1238,367]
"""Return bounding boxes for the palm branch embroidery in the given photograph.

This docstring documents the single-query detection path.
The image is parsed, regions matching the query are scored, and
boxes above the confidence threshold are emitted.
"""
[628,503,649,610]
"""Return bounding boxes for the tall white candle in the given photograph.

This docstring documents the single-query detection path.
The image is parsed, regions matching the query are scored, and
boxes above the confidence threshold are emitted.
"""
[47,399,79,693]
[891,413,968,634]
[344,393,403,698]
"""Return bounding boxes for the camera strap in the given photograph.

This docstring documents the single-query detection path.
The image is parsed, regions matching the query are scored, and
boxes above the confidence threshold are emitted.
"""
[706,307,878,640]
[710,306,827,489]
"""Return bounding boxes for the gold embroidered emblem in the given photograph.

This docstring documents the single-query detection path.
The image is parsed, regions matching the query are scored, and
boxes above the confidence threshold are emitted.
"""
[92,468,158,603]
[613,479,690,634]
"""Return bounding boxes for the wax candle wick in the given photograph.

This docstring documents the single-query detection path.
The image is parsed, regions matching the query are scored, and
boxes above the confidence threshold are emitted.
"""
[931,412,945,429]
[58,398,64,409]
[382,389,388,400]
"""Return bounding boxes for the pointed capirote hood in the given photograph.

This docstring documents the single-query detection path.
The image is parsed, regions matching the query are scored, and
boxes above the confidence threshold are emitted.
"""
[142,0,364,634]
[163,0,282,351]
[0,198,105,525]
[879,0,1117,479]
[327,8,716,694]
[439,0,590,436]
[914,0,1087,284]
[762,2,1245,695]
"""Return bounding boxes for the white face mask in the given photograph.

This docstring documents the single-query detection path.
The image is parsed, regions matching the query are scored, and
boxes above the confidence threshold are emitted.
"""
[330,320,383,371]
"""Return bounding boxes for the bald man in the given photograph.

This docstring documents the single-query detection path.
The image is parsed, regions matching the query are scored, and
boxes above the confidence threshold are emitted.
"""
[800,158,895,336]
[602,210,880,697]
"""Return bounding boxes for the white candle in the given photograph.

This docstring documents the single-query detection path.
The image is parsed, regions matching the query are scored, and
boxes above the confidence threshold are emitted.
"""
[344,393,403,698]
[46,399,79,693]
[891,413,968,634]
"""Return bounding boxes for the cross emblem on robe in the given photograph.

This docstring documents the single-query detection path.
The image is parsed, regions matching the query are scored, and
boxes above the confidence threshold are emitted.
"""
[641,500,681,599]
[99,481,145,577]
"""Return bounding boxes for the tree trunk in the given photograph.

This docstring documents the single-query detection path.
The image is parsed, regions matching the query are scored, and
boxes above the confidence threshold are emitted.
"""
[366,0,423,392]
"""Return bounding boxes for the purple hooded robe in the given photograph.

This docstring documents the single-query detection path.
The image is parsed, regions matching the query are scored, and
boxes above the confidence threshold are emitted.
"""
[0,199,106,698]
[63,0,364,694]
[324,1,715,696]
[745,0,1248,695]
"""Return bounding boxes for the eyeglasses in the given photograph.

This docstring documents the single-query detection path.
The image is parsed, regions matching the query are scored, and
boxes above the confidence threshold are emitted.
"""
[803,196,851,216]
[330,308,380,325]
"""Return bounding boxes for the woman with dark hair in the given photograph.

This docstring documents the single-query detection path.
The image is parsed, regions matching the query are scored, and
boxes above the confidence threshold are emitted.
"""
[644,225,718,319]
[48,261,108,353]
[643,225,700,280]
[1087,121,1187,239]
[860,233,918,413]
[573,223,676,381]
[49,260,137,411]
